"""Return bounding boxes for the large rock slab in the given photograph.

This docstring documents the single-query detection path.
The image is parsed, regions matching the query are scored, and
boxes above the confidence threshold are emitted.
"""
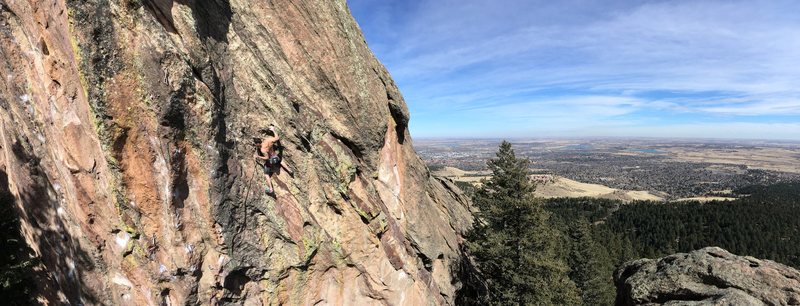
[615,247,800,305]
[0,0,472,304]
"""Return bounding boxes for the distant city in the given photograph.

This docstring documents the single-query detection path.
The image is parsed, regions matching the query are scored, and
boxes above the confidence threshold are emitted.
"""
[416,138,800,200]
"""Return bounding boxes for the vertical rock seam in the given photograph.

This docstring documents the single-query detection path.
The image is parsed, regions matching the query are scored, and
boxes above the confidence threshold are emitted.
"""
[0,0,473,305]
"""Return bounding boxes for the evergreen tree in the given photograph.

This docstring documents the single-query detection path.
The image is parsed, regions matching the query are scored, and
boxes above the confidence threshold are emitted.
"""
[466,141,580,305]
[566,219,615,306]
[603,182,800,269]
[0,171,37,304]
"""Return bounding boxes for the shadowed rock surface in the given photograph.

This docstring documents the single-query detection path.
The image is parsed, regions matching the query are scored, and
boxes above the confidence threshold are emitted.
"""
[0,0,472,304]
[615,247,800,306]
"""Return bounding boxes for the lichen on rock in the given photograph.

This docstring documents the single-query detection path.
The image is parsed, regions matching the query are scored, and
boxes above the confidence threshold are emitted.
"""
[614,247,800,306]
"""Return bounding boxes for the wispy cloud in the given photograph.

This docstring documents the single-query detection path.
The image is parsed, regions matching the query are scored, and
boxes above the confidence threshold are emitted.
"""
[348,0,800,139]
[597,122,800,140]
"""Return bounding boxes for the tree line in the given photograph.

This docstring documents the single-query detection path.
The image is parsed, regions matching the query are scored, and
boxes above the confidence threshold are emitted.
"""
[457,141,800,305]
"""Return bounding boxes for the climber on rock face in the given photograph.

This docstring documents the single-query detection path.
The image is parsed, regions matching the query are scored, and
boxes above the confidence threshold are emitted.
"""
[254,125,281,194]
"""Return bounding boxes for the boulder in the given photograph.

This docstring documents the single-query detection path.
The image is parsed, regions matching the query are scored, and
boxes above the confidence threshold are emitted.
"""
[615,247,800,305]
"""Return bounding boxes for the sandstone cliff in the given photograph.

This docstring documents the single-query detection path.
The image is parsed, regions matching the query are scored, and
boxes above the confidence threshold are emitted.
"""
[0,0,473,304]
[615,247,800,305]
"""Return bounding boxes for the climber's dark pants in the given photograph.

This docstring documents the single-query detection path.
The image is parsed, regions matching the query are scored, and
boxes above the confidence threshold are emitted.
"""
[263,156,281,175]
[263,162,276,175]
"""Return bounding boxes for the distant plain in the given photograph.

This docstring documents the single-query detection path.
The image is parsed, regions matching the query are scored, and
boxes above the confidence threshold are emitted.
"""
[417,138,800,201]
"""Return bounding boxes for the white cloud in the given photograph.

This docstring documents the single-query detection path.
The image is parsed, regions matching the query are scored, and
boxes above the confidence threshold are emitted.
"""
[352,0,800,139]
[595,122,800,140]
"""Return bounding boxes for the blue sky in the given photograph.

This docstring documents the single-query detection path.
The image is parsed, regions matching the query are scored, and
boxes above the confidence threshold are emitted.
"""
[347,0,800,140]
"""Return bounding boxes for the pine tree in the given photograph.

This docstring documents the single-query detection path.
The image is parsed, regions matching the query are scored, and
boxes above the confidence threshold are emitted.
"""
[567,219,616,306]
[0,172,37,304]
[466,141,580,305]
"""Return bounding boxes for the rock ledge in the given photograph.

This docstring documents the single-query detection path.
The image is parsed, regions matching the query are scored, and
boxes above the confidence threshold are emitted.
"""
[615,247,800,305]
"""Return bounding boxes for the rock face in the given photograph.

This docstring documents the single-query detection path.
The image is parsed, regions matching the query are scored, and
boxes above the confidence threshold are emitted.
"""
[0,0,472,304]
[615,247,800,305]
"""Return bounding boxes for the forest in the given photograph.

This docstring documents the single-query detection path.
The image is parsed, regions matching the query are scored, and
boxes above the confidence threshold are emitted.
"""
[458,140,800,305]
[547,182,800,269]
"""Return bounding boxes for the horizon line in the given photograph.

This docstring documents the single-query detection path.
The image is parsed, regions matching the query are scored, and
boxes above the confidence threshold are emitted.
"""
[412,135,800,143]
